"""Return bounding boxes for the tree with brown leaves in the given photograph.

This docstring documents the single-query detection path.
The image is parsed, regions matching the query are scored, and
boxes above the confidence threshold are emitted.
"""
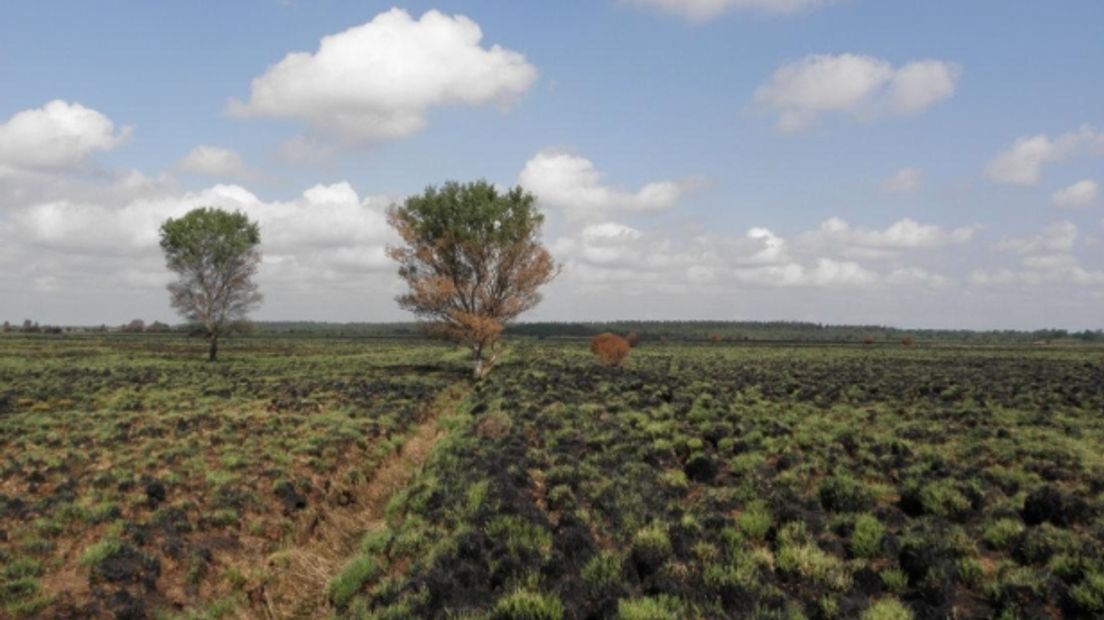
[591,333,631,367]
[388,181,558,379]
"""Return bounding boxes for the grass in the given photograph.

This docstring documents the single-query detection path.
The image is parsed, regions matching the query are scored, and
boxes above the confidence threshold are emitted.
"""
[4,333,1104,618]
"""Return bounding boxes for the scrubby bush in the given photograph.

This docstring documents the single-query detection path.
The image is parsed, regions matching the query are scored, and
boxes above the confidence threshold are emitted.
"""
[736,501,772,541]
[591,333,631,367]
[489,590,564,620]
[122,319,145,333]
[626,331,640,348]
[861,597,913,620]
[851,513,885,558]
[818,474,875,513]
[983,518,1024,550]
[616,595,687,620]
[329,555,380,608]
[1070,571,1104,614]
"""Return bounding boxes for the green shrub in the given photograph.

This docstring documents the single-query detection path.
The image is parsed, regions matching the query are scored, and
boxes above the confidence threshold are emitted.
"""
[631,522,672,572]
[918,480,971,520]
[488,516,553,560]
[582,552,624,595]
[736,501,772,541]
[489,590,564,620]
[983,518,1024,550]
[818,475,874,512]
[880,568,908,594]
[617,595,687,620]
[861,597,913,620]
[1070,571,1104,613]
[850,513,884,558]
[329,555,381,608]
[776,523,852,590]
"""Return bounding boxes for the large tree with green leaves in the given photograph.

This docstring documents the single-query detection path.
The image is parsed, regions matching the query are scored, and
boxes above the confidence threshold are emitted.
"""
[388,181,558,379]
[159,207,262,361]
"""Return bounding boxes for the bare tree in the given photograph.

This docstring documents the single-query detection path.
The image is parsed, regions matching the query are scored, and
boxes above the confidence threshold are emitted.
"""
[388,181,558,379]
[159,208,262,361]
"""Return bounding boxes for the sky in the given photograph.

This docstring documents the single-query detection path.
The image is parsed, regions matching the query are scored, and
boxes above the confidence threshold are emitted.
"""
[1,1,1102,329]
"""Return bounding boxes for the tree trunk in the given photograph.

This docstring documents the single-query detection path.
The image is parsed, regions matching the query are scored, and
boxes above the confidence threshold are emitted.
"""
[472,342,483,380]
[208,334,219,362]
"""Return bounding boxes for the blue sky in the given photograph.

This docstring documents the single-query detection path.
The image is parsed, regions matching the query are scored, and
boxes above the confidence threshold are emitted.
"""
[1,1,1102,328]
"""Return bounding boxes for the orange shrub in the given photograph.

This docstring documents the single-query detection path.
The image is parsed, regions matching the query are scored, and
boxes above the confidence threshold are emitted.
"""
[863,336,876,345]
[902,335,915,347]
[591,332,630,367]
[626,331,640,348]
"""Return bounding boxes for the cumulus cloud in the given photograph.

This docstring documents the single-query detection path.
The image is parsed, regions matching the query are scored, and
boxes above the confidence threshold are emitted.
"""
[995,221,1077,255]
[228,8,537,144]
[985,125,1104,186]
[733,258,878,288]
[1051,179,1098,208]
[754,54,961,131]
[799,217,975,259]
[1,179,401,320]
[548,216,955,293]
[0,100,131,170]
[177,145,249,178]
[624,0,824,21]
[879,167,922,193]
[519,150,695,220]
[975,221,1104,287]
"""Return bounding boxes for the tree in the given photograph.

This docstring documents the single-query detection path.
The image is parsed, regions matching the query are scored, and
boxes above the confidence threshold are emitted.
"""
[123,319,145,333]
[388,181,558,379]
[159,208,262,362]
[591,333,630,367]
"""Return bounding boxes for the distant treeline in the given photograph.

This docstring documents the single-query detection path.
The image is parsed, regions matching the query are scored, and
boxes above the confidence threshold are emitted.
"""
[5,319,1101,344]
[250,320,1104,344]
[501,321,1104,344]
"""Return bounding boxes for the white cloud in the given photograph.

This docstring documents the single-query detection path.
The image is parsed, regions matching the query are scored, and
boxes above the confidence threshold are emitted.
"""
[985,126,1104,186]
[976,221,1104,287]
[734,258,878,288]
[886,267,952,288]
[799,217,975,259]
[0,100,131,170]
[228,8,537,143]
[4,180,399,312]
[742,227,790,264]
[177,145,249,178]
[754,54,961,131]
[1051,179,1098,208]
[995,221,1077,255]
[625,0,824,21]
[879,167,922,193]
[519,150,693,220]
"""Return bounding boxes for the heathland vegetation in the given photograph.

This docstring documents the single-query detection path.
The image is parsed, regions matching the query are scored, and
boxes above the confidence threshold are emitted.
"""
[2,181,1103,619]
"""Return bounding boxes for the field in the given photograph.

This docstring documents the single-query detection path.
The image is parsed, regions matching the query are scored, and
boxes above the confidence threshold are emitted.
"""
[2,335,1104,619]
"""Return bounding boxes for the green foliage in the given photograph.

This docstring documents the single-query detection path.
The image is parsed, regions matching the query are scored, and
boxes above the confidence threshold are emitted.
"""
[329,555,381,608]
[1070,571,1104,613]
[982,518,1024,550]
[617,595,688,620]
[860,597,913,620]
[880,568,909,594]
[918,480,971,520]
[391,181,543,249]
[850,513,885,558]
[488,590,564,620]
[159,207,260,274]
[818,474,875,513]
[736,501,772,541]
